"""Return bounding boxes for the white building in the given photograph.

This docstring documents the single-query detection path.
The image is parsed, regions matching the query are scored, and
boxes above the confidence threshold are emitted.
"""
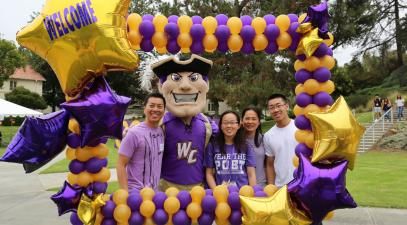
[0,65,46,98]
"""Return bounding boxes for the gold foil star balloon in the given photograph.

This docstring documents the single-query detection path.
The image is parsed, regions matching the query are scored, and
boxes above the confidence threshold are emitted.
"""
[239,186,312,225]
[308,96,365,170]
[16,0,139,97]
[296,28,323,57]
[77,194,105,225]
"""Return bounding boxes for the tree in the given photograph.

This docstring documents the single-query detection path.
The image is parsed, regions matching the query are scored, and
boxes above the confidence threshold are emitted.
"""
[0,39,25,88]
[5,86,47,110]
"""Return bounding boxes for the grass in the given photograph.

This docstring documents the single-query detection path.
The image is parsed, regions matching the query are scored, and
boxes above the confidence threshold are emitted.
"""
[40,139,119,174]
[347,151,407,208]
[0,126,20,156]
[356,112,373,124]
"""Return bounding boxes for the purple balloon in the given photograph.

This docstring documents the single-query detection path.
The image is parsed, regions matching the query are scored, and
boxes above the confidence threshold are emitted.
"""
[190,41,204,54]
[153,191,167,209]
[216,14,228,25]
[51,181,83,216]
[142,14,154,21]
[168,15,179,23]
[288,13,299,22]
[255,191,268,197]
[129,211,144,225]
[140,39,154,52]
[296,93,313,107]
[127,193,143,211]
[201,195,217,213]
[294,143,313,158]
[92,181,108,194]
[288,154,357,224]
[215,25,230,42]
[217,41,229,53]
[313,43,329,57]
[295,69,312,84]
[264,24,280,41]
[173,210,190,225]
[264,41,278,54]
[191,15,203,24]
[139,21,155,39]
[288,22,299,35]
[240,25,256,42]
[205,188,213,196]
[227,192,241,210]
[87,137,108,147]
[70,212,83,225]
[227,185,239,193]
[153,209,169,225]
[229,210,242,225]
[241,42,254,54]
[67,133,81,148]
[295,115,312,131]
[198,213,215,225]
[313,92,333,106]
[313,67,331,82]
[101,218,116,225]
[69,160,85,174]
[166,39,180,54]
[190,24,205,40]
[164,23,180,40]
[289,36,300,52]
[240,15,252,26]
[85,157,107,173]
[296,54,306,61]
[177,190,191,209]
[326,47,333,56]
[101,201,116,218]
[264,14,276,25]
[253,185,263,192]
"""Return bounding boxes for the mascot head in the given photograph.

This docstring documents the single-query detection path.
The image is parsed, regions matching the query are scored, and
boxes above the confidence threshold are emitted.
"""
[151,54,212,119]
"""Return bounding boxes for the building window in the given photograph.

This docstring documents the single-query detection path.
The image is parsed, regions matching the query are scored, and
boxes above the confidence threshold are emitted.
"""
[9,80,17,90]
[208,102,215,112]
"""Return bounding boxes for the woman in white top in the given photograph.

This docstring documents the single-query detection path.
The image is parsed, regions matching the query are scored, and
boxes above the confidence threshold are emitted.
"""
[395,95,405,120]
[241,106,267,186]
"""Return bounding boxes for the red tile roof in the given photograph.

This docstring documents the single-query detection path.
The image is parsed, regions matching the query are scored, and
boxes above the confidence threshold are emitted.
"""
[10,65,46,81]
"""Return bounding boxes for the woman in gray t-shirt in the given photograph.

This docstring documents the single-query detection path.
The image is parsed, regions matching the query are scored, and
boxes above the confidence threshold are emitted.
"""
[242,106,267,186]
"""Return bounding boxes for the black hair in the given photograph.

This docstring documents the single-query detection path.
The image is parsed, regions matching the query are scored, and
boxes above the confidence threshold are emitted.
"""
[216,110,247,154]
[143,92,166,107]
[241,106,263,148]
[267,93,288,105]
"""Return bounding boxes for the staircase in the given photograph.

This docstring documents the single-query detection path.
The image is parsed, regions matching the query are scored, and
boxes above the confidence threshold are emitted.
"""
[358,107,405,152]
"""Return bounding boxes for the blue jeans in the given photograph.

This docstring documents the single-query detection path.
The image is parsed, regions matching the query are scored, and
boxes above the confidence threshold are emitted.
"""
[398,106,404,119]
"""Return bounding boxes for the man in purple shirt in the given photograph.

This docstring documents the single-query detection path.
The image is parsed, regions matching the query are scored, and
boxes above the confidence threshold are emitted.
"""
[116,93,165,192]
[151,54,217,191]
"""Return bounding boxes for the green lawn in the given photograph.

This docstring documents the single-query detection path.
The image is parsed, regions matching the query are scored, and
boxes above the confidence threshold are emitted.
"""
[40,139,119,174]
[347,151,407,208]
[356,112,373,124]
[0,126,20,156]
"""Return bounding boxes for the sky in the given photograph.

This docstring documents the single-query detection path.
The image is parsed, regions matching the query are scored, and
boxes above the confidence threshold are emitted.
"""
[0,0,357,66]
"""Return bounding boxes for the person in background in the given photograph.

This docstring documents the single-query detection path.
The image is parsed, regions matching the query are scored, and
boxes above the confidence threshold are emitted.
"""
[373,95,382,121]
[395,95,405,120]
[241,106,267,186]
[205,110,257,189]
[382,98,392,121]
[116,93,165,192]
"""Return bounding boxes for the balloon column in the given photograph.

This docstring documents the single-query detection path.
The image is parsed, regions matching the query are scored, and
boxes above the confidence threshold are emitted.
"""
[0,0,366,224]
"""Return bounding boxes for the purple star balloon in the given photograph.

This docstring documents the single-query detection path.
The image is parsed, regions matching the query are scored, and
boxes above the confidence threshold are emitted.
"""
[61,77,131,147]
[1,110,70,173]
[51,181,83,216]
[288,154,357,224]
[303,1,330,39]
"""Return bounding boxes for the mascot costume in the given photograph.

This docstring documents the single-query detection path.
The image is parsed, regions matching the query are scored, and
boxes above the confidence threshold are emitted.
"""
[150,54,217,191]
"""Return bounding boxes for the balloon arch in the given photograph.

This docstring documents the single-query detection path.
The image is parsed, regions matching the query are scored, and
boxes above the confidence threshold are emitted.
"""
[1,0,365,225]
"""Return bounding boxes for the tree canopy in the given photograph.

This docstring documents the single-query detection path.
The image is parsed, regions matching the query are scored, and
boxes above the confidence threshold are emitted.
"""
[0,39,25,88]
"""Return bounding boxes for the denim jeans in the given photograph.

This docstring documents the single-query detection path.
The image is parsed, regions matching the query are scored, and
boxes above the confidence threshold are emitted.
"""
[398,106,404,119]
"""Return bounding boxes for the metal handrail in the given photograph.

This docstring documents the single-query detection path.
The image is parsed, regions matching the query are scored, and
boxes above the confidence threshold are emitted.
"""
[360,108,393,152]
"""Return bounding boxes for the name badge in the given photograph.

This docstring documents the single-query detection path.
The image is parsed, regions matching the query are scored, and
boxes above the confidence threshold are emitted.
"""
[159,144,164,153]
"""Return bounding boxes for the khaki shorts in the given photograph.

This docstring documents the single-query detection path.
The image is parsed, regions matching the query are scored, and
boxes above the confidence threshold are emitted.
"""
[159,179,203,192]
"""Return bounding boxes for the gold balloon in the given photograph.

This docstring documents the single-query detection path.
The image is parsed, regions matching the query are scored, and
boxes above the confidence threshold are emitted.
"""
[89,144,109,159]
[292,156,299,167]
[75,147,94,162]
[296,22,312,34]
[320,55,336,70]
[294,84,305,95]
[140,187,155,201]
[239,185,254,197]
[213,185,229,203]
[92,167,111,183]
[293,105,304,116]
[67,172,78,185]
[263,184,278,197]
[303,79,320,95]
[253,34,268,51]
[252,17,267,34]
[113,189,129,205]
[114,204,132,223]
[318,80,335,94]
[276,32,292,50]
[164,196,180,215]
[165,187,179,197]
[308,96,365,170]
[190,186,206,203]
[203,34,218,52]
[177,33,193,49]
[66,147,76,160]
[186,202,202,222]
[77,171,93,187]
[202,16,218,34]
[153,14,168,32]
[227,17,243,34]
[215,202,231,220]
[16,0,139,97]
[127,30,142,50]
[227,34,243,52]
[178,15,193,33]
[240,186,311,225]
[294,60,305,71]
[78,194,106,225]
[304,104,321,118]
[68,119,80,134]
[140,200,156,218]
[298,13,307,23]
[304,56,321,72]
[156,47,167,54]
[127,13,142,30]
[323,32,334,46]
[275,15,290,31]
[297,28,324,57]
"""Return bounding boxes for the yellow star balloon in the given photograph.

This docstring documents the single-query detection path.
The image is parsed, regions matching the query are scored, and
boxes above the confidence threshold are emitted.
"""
[17,0,139,97]
[77,194,105,225]
[296,28,323,57]
[239,186,312,225]
[308,96,365,170]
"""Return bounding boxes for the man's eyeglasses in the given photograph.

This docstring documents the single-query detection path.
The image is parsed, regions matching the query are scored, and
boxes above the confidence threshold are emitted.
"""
[268,103,286,111]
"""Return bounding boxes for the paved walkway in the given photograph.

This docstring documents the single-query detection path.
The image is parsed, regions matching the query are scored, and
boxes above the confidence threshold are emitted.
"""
[1,161,407,225]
